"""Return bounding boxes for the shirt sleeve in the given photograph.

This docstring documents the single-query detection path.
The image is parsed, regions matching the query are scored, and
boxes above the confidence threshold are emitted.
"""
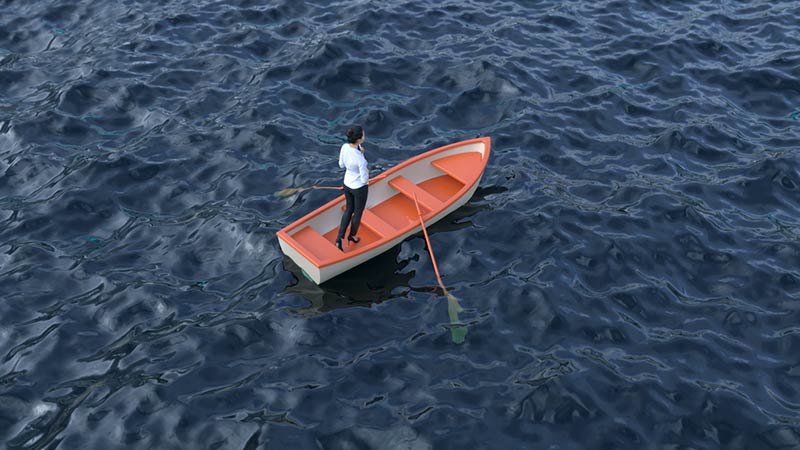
[357,153,369,186]
[338,146,346,169]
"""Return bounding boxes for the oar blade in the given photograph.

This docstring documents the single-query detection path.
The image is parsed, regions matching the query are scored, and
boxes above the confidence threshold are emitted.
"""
[274,187,307,198]
[446,292,468,344]
[275,185,343,197]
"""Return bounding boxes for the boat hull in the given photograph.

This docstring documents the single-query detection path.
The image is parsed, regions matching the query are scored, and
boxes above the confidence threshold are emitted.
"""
[276,137,490,284]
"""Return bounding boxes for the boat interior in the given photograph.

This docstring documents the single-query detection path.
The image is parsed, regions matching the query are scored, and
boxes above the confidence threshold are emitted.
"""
[289,148,484,262]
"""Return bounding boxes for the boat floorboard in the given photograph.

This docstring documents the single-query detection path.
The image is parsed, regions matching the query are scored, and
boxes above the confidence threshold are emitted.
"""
[370,193,421,231]
[321,221,381,253]
[418,174,464,202]
[293,226,343,261]
[309,174,466,257]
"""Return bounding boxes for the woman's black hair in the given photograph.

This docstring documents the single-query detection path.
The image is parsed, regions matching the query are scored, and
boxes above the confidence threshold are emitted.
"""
[345,126,364,144]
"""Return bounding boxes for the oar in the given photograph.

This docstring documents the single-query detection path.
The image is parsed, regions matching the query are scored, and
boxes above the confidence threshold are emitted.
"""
[412,193,468,344]
[275,185,343,198]
[276,171,390,198]
[368,171,389,185]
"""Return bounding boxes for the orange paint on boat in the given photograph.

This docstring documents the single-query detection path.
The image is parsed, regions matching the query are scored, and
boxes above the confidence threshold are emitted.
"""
[276,137,491,284]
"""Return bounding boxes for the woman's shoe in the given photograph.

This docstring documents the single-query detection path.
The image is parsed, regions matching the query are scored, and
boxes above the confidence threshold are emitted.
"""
[335,239,343,251]
[347,236,360,243]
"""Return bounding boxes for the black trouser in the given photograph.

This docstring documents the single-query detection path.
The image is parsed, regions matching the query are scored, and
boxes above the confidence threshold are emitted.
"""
[337,184,368,241]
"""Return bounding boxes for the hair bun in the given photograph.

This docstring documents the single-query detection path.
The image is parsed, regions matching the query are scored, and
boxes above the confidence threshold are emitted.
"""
[345,126,363,144]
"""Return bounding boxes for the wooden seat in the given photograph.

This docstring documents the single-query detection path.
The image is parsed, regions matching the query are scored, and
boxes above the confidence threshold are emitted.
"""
[360,208,397,238]
[388,175,443,212]
[291,226,342,261]
[431,152,482,185]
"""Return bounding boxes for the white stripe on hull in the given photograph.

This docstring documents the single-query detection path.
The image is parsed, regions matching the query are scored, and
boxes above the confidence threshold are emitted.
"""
[279,175,482,284]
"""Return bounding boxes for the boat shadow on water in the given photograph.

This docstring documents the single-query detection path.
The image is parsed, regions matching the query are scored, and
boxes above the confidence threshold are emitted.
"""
[279,186,506,343]
[281,247,473,343]
[280,244,414,313]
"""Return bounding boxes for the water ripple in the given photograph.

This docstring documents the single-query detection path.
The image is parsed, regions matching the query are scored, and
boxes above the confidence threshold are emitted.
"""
[2,0,800,448]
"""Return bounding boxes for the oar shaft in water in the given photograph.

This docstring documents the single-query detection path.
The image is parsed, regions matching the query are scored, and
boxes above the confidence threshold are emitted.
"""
[412,193,448,293]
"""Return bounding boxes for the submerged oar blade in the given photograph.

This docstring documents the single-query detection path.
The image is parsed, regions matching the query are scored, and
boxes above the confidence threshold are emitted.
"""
[446,292,468,344]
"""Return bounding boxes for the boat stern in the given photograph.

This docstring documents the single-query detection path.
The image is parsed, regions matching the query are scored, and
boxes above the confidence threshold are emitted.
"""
[277,233,323,284]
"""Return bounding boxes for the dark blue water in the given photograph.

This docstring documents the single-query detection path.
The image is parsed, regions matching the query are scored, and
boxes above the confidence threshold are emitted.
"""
[2,1,800,448]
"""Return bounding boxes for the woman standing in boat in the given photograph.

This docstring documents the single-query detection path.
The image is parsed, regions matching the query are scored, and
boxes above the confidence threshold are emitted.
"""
[335,126,369,251]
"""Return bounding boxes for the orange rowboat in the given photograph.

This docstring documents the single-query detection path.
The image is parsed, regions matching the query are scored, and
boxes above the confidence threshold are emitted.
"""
[276,137,491,284]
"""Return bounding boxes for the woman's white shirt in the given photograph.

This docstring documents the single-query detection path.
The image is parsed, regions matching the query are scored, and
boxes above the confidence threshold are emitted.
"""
[339,143,369,189]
